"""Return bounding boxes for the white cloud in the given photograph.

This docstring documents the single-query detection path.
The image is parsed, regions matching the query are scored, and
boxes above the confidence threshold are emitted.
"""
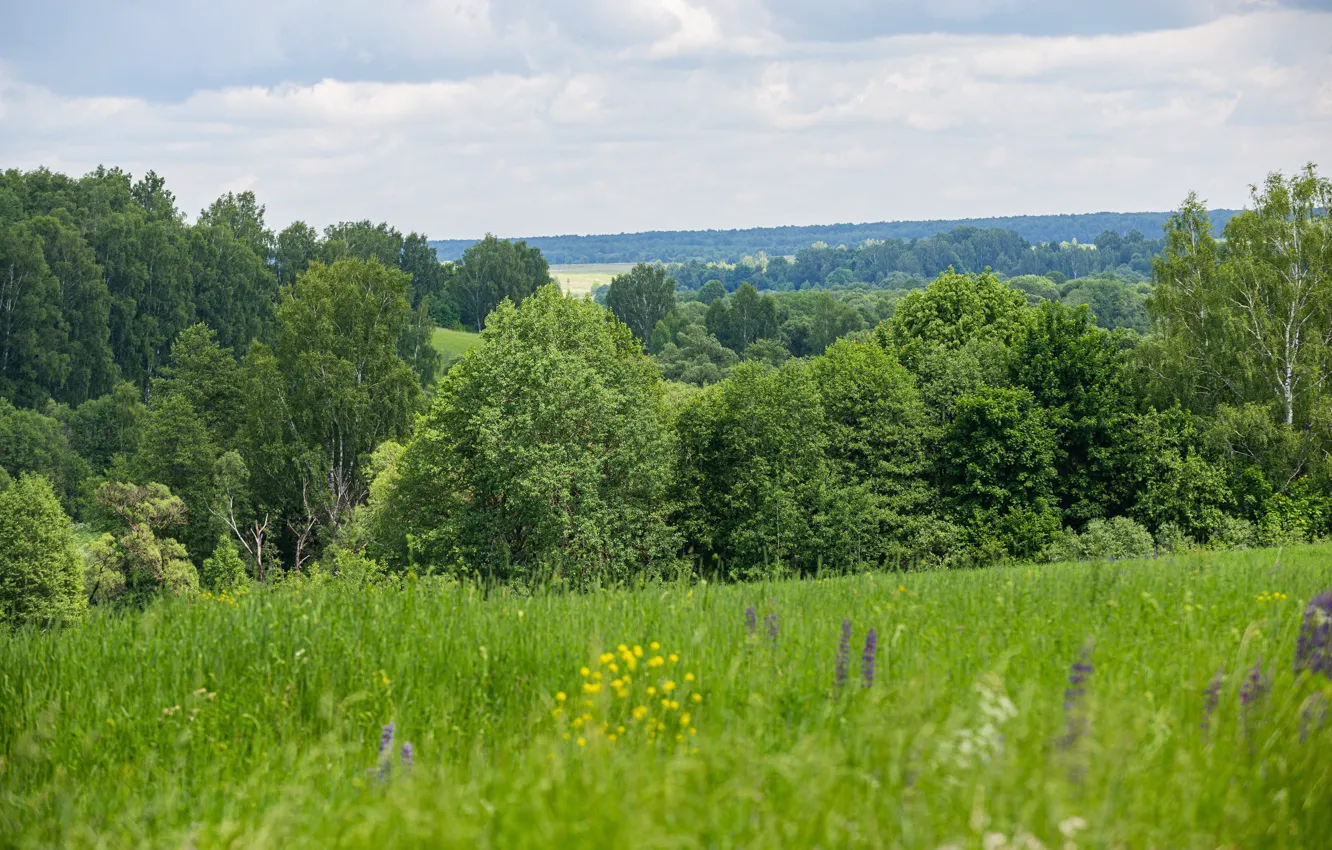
[1,5,1330,237]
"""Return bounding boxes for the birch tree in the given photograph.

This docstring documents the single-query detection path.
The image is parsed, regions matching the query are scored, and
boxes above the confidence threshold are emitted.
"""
[1151,165,1332,428]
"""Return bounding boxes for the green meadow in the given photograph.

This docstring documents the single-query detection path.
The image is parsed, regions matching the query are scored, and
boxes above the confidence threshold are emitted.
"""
[549,263,637,296]
[3,545,1331,848]
[431,327,480,363]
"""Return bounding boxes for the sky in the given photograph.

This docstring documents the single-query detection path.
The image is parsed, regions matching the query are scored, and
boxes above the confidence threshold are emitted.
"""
[2,0,1330,239]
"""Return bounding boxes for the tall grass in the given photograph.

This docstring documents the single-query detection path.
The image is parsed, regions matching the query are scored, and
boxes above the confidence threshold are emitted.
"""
[3,546,1331,848]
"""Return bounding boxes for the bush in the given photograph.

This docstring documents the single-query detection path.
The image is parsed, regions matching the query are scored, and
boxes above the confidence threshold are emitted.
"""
[200,536,249,591]
[0,474,85,628]
[1043,516,1154,562]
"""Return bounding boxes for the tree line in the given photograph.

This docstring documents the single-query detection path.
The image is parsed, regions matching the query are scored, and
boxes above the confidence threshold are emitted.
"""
[428,210,1239,265]
[0,166,552,410]
[1,164,1327,628]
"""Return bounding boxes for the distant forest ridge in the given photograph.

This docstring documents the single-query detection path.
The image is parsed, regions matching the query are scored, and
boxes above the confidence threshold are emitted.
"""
[428,209,1242,264]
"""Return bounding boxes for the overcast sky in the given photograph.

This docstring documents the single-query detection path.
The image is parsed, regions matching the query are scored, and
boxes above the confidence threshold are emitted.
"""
[2,0,1330,238]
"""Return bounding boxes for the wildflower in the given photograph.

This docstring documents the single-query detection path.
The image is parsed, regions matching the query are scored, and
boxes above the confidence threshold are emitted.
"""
[663,681,676,693]
[861,627,878,688]
[646,686,656,696]
[400,742,414,772]
[1295,591,1332,680]
[1200,670,1223,739]
[669,653,679,664]
[680,712,691,725]
[835,619,852,692]
[556,692,567,703]
[1061,650,1094,749]
[580,666,590,677]
[633,645,644,658]
[650,641,660,651]
[1240,660,1270,709]
[576,737,586,747]
[582,682,602,695]
[599,653,614,665]
[633,705,648,720]
[684,672,695,682]
[692,693,702,703]
[648,656,665,668]
[378,723,395,780]
[765,613,780,649]
[745,605,757,637]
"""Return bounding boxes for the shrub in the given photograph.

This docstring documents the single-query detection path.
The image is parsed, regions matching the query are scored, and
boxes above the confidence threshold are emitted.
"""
[200,536,249,591]
[0,474,85,628]
[1044,516,1154,562]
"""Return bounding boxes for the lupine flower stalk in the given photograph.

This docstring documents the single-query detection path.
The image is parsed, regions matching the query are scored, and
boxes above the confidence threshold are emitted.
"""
[834,619,852,692]
[1060,651,1094,749]
[401,741,414,772]
[1200,670,1223,740]
[1295,591,1332,680]
[1239,661,1270,710]
[861,628,878,688]
[745,606,757,638]
[378,722,395,780]
[765,613,779,650]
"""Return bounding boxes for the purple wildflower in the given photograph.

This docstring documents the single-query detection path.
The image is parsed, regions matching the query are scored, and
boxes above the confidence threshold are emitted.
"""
[1239,660,1270,709]
[378,722,395,780]
[1060,650,1094,749]
[1200,670,1223,739]
[401,741,414,772]
[1295,591,1332,680]
[861,628,878,688]
[1301,695,1327,744]
[745,606,757,638]
[765,612,779,649]
[834,619,852,692]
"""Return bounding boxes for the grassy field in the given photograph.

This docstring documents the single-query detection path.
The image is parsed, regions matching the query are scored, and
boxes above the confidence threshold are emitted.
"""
[3,546,1332,847]
[549,263,636,296]
[431,327,480,363]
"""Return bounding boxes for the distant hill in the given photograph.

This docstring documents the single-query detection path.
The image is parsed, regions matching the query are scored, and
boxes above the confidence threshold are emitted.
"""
[429,210,1241,264]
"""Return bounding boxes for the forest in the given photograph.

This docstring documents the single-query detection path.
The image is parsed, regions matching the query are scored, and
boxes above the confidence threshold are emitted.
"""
[429,209,1241,264]
[0,162,1328,620]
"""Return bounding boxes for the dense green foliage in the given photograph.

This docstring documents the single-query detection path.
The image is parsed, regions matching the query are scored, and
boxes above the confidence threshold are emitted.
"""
[3,548,1331,846]
[428,209,1240,264]
[0,162,1328,597]
[388,286,678,582]
[0,474,84,628]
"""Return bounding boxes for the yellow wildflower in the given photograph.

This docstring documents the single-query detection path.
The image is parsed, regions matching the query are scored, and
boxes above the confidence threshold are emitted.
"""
[650,641,660,651]
[684,673,695,682]
[556,692,567,702]
[663,680,676,693]
[647,686,657,696]
[680,712,691,725]
[691,693,702,703]
[632,705,648,720]
[580,666,590,677]
[599,653,615,665]
[577,737,586,747]
[669,653,679,664]
[648,656,665,668]
[582,682,602,695]
[633,645,644,658]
